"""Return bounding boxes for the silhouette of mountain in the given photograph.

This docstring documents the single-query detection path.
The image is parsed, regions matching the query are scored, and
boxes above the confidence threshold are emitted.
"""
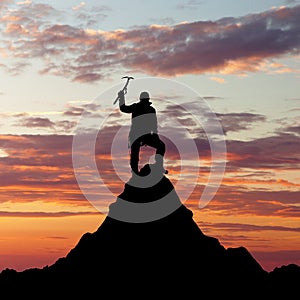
[0,166,299,298]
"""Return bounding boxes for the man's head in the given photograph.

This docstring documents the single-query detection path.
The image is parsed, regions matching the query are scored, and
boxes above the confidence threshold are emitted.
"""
[139,91,150,101]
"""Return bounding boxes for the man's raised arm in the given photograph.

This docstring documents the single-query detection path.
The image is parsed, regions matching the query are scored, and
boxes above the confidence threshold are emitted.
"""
[118,90,134,113]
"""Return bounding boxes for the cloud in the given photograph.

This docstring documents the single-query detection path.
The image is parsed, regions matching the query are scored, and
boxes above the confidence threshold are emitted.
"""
[1,4,300,82]
[18,116,55,128]
[161,104,266,137]
[226,132,300,170]
[0,131,128,206]
[198,185,300,217]
[284,125,300,135]
[13,114,77,133]
[72,2,86,11]
[216,112,266,134]
[210,77,225,84]
[17,0,32,5]
[56,120,77,132]
[0,134,86,206]
[63,102,103,120]
[200,221,300,233]
[63,107,86,117]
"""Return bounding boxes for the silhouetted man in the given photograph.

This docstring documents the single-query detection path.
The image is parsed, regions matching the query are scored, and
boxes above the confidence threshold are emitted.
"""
[118,90,166,175]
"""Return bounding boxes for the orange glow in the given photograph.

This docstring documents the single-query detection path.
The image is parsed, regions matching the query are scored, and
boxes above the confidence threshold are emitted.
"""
[220,177,300,187]
[0,214,104,272]
[226,152,253,161]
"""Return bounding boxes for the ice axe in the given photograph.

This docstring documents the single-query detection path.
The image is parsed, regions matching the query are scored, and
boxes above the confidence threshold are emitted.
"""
[113,76,134,105]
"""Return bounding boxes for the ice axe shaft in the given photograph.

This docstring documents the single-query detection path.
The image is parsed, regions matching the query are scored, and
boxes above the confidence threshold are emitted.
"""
[113,76,134,105]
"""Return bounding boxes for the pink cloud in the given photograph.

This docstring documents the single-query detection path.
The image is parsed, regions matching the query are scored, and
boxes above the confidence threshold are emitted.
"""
[226,132,300,170]
[185,184,300,218]
[18,116,55,128]
[216,112,266,134]
[1,4,300,82]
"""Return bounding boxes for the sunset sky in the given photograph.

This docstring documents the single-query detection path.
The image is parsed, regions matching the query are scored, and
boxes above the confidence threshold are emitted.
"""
[0,0,300,273]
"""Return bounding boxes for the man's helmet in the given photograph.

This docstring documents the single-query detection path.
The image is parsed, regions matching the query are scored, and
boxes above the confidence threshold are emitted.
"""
[139,91,150,100]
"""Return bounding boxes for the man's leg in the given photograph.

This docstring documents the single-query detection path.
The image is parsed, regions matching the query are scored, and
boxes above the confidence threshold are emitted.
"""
[130,139,141,174]
[144,134,165,155]
[144,134,166,172]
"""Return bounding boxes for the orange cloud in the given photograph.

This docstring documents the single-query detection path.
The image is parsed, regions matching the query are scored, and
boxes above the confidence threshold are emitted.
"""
[210,77,225,84]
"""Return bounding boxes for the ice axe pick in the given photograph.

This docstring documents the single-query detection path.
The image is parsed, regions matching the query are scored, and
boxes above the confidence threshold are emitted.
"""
[113,76,134,105]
